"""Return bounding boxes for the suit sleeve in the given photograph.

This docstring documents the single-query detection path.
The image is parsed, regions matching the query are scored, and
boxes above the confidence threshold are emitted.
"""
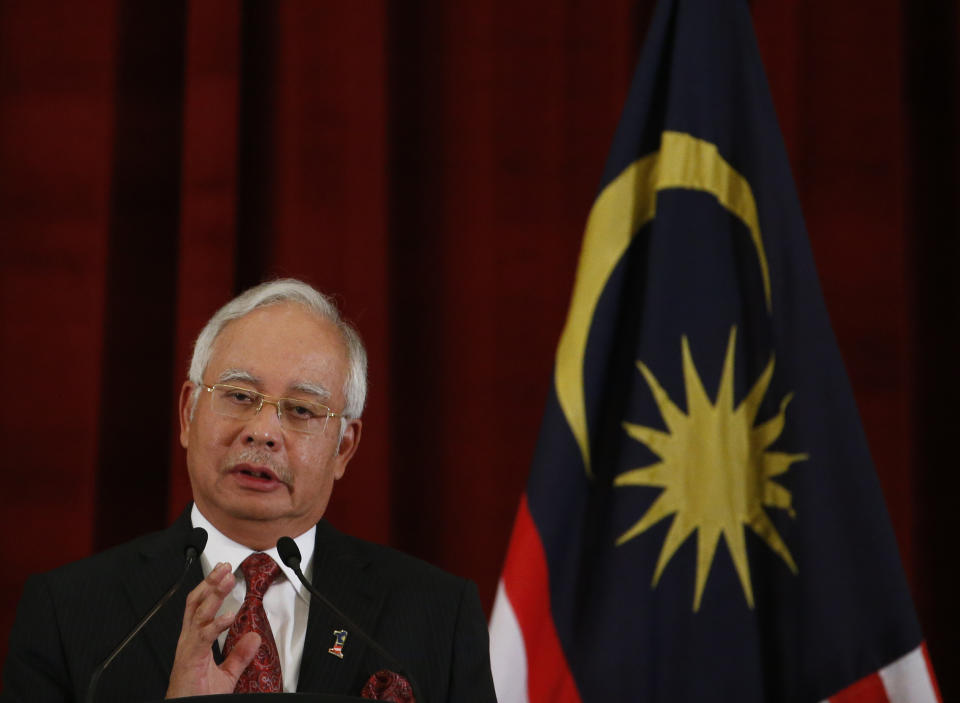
[447,580,497,703]
[1,575,74,703]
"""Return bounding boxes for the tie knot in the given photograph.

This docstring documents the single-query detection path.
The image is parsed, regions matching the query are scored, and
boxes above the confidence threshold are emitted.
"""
[240,552,282,599]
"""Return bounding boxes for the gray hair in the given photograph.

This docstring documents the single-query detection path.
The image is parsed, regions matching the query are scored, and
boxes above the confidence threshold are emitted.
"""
[188,279,367,422]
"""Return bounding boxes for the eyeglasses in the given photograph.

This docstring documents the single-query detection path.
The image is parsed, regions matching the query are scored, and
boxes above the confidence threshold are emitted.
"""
[202,383,343,435]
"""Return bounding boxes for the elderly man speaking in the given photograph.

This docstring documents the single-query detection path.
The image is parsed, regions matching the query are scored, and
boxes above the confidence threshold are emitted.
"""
[2,279,496,703]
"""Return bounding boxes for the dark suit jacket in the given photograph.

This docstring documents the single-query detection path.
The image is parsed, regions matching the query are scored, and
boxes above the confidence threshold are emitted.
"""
[1,507,496,702]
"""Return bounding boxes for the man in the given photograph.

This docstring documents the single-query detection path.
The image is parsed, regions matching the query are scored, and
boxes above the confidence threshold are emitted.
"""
[2,279,496,702]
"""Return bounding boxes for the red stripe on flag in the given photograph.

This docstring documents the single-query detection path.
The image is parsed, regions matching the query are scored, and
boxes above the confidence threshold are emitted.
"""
[501,494,581,703]
[828,672,890,703]
[921,642,943,703]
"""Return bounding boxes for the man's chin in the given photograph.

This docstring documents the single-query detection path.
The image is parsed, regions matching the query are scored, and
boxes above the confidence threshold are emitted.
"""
[204,487,289,521]
[224,501,290,523]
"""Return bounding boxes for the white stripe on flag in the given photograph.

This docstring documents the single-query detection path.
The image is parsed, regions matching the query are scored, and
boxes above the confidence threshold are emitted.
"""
[489,579,530,703]
[879,645,939,703]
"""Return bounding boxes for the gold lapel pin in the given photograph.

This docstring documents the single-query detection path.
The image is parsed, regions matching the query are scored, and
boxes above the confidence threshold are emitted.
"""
[327,629,348,659]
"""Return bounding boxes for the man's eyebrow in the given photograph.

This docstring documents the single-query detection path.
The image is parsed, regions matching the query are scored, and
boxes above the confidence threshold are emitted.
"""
[214,370,331,401]
[290,381,332,402]
[217,369,260,385]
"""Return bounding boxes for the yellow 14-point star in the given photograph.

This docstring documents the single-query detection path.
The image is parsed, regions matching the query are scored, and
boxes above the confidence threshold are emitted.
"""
[615,327,807,611]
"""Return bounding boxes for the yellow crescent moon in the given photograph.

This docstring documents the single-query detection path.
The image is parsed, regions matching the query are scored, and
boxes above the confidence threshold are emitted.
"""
[555,131,771,478]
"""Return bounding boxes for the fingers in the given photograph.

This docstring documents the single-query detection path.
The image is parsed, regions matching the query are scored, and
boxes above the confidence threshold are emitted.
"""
[181,563,236,643]
[220,631,262,682]
[166,562,237,698]
[185,563,234,620]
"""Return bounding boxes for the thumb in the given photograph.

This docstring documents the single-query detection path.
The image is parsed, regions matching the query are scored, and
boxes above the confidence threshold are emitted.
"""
[220,631,261,682]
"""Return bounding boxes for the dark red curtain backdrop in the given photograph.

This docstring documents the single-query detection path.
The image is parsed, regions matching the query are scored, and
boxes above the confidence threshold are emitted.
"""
[1,0,957,695]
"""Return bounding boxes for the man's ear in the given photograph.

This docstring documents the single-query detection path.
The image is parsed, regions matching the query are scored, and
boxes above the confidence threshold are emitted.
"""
[178,382,197,449]
[332,419,362,480]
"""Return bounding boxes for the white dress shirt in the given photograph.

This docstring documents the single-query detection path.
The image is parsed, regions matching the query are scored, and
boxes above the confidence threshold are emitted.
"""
[191,505,315,693]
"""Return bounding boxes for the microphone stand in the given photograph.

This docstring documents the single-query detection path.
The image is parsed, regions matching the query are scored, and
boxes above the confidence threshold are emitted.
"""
[85,528,207,703]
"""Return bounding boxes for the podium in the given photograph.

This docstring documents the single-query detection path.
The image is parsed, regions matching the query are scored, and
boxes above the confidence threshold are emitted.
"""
[160,696,365,702]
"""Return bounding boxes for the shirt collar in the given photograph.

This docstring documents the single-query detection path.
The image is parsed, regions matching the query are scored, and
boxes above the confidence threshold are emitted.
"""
[191,503,316,605]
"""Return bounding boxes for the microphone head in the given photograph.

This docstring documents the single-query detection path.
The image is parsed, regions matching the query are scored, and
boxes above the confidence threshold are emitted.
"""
[277,536,302,570]
[185,527,208,559]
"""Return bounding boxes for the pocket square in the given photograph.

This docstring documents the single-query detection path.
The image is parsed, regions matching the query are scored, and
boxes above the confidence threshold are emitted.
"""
[360,669,415,702]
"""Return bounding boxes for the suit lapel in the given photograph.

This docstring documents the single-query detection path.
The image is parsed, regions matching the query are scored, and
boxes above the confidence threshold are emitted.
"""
[297,521,386,694]
[119,507,203,681]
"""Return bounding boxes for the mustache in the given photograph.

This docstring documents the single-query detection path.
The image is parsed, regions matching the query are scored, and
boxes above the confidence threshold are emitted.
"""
[226,448,292,485]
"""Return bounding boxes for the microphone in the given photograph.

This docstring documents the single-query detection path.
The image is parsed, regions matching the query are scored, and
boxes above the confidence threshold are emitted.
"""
[277,536,426,703]
[184,527,207,561]
[85,527,208,703]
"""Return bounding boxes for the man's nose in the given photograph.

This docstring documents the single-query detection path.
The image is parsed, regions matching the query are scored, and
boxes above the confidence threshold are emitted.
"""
[243,400,283,448]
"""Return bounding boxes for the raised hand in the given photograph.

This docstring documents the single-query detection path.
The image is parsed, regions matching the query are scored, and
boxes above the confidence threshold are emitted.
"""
[165,562,261,698]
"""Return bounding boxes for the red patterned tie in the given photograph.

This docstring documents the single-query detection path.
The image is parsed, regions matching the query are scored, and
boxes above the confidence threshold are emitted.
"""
[222,553,284,693]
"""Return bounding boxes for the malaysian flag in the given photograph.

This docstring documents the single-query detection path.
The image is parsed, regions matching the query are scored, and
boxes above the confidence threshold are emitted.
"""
[488,1,941,701]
